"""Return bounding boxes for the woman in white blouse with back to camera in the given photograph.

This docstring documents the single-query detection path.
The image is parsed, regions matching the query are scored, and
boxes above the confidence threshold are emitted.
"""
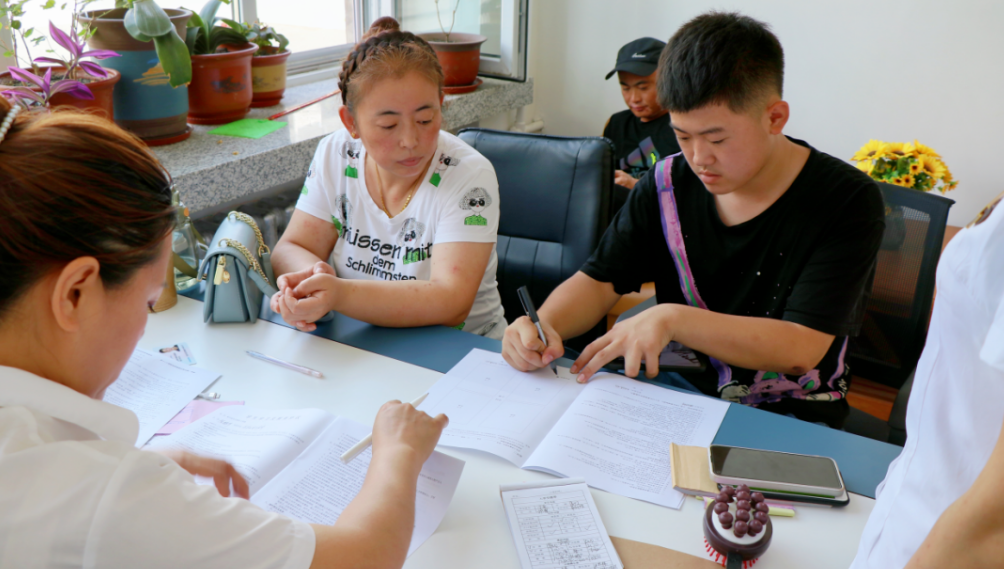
[0,97,446,568]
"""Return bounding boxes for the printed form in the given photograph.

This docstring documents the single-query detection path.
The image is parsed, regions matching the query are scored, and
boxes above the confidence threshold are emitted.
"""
[419,349,730,509]
[500,478,622,569]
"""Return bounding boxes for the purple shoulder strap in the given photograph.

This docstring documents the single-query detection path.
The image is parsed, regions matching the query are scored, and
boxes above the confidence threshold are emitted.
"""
[654,156,733,388]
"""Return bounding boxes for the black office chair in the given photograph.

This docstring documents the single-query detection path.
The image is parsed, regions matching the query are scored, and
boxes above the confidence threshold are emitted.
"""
[844,182,954,444]
[457,128,615,349]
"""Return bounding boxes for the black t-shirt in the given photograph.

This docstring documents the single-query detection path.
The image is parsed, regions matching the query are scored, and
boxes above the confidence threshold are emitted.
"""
[581,138,885,428]
[603,109,682,213]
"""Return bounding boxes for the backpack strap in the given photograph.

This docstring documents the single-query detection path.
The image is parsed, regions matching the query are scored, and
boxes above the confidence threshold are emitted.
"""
[654,156,734,389]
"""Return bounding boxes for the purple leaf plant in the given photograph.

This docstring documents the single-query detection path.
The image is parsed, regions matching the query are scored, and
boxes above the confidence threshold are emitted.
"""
[2,20,119,108]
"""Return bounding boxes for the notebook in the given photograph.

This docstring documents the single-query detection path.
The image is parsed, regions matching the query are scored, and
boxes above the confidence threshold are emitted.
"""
[417,349,730,509]
[670,443,721,497]
[146,406,464,557]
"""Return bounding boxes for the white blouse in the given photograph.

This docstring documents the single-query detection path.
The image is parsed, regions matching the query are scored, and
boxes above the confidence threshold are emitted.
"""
[0,365,315,568]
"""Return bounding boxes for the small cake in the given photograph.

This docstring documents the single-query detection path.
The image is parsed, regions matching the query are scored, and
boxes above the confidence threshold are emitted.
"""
[703,485,772,567]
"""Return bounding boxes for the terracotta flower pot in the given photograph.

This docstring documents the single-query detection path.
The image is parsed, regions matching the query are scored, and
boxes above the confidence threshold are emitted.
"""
[418,32,487,87]
[188,43,259,125]
[79,9,192,146]
[0,67,120,119]
[250,47,291,108]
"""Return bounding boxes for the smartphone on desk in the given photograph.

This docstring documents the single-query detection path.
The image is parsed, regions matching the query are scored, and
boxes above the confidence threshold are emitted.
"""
[708,444,850,507]
[608,341,709,373]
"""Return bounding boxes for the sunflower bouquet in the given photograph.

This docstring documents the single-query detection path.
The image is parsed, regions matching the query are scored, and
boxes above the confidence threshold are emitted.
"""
[851,140,957,193]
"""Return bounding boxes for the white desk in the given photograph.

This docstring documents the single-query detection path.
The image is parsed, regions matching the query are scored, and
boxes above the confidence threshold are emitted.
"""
[142,297,874,568]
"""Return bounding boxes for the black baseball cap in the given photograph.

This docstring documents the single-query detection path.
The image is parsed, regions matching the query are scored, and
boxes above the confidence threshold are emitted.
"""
[605,37,666,80]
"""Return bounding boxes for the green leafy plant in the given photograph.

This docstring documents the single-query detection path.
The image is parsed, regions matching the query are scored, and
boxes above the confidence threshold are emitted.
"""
[182,0,244,56]
[114,0,191,87]
[222,19,287,54]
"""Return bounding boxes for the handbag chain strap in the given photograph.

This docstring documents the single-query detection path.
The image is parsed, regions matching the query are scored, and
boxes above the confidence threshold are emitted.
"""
[219,238,271,285]
[228,211,271,258]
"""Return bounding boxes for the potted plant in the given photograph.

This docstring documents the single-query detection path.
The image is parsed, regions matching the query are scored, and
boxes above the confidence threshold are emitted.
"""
[78,0,193,145]
[182,0,257,124]
[226,20,289,107]
[852,140,958,250]
[416,0,486,92]
[0,3,121,117]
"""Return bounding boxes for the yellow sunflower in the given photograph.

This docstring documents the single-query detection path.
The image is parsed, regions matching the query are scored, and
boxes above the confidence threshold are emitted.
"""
[856,160,874,175]
[912,140,942,159]
[886,142,910,158]
[918,155,947,179]
[891,176,905,186]
[852,140,890,162]
[942,168,958,191]
[908,160,922,175]
[901,174,915,188]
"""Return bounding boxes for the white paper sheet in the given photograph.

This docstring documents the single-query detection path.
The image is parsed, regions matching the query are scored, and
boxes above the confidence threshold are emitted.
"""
[103,349,221,446]
[418,349,584,466]
[145,406,335,495]
[501,480,622,569]
[251,417,465,557]
[524,373,730,509]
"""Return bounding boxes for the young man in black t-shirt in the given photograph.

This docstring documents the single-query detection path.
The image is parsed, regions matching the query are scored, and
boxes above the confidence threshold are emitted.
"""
[602,37,681,213]
[502,12,884,428]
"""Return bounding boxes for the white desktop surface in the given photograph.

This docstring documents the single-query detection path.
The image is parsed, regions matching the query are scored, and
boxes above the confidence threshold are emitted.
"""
[140,297,875,568]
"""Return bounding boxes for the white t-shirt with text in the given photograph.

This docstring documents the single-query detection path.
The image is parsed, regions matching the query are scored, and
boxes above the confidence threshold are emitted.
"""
[297,129,507,338]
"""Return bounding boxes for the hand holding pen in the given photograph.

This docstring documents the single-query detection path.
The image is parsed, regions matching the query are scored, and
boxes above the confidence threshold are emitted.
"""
[503,286,562,375]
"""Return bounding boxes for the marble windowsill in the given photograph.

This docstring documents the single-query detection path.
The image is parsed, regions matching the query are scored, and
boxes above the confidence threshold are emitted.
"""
[152,76,533,215]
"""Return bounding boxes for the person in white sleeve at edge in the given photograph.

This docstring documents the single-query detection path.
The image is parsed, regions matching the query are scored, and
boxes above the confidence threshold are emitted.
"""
[0,97,447,568]
[851,190,1004,569]
[270,17,507,340]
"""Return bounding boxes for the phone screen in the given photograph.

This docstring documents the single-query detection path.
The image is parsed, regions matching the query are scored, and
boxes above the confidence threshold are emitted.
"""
[709,446,842,489]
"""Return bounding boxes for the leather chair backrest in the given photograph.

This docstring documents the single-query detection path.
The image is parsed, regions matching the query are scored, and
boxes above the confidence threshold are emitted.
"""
[458,128,614,344]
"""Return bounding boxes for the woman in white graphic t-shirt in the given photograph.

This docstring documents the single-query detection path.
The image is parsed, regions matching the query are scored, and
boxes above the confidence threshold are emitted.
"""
[271,17,507,339]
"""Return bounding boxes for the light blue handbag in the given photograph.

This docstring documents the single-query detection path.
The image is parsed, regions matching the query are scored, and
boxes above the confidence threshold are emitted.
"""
[200,212,278,323]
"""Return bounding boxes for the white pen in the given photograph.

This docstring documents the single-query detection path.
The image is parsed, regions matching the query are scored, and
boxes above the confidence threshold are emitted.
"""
[246,350,324,378]
[341,392,429,464]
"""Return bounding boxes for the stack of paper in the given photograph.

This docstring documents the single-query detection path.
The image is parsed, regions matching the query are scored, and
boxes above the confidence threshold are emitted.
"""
[102,349,221,446]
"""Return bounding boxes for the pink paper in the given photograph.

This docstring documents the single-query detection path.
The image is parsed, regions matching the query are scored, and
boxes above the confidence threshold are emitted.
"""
[156,400,245,435]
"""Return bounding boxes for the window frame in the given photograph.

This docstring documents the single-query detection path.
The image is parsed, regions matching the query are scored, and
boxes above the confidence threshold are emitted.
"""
[234,0,527,81]
[237,0,362,75]
[388,0,528,82]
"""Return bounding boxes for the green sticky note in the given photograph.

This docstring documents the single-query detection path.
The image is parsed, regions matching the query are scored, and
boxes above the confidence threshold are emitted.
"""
[209,118,287,139]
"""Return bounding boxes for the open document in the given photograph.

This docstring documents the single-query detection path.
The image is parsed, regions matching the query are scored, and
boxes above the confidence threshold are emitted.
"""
[103,349,221,446]
[418,349,729,510]
[146,407,464,557]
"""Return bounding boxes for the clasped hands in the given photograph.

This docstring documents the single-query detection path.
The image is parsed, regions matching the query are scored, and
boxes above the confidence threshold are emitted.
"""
[269,261,340,332]
[502,303,678,383]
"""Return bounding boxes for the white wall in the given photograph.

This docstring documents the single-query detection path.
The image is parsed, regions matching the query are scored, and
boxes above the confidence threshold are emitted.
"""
[525,0,1004,227]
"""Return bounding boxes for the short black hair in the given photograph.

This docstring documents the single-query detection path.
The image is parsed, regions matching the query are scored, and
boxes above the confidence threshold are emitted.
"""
[658,12,784,114]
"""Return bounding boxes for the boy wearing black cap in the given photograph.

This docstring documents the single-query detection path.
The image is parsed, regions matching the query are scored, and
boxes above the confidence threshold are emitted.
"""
[603,37,681,212]
[503,12,885,428]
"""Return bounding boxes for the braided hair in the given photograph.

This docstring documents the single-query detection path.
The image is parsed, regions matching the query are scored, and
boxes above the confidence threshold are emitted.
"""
[338,17,444,113]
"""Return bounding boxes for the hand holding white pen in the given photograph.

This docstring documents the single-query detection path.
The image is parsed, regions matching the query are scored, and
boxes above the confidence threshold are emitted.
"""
[341,393,447,464]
